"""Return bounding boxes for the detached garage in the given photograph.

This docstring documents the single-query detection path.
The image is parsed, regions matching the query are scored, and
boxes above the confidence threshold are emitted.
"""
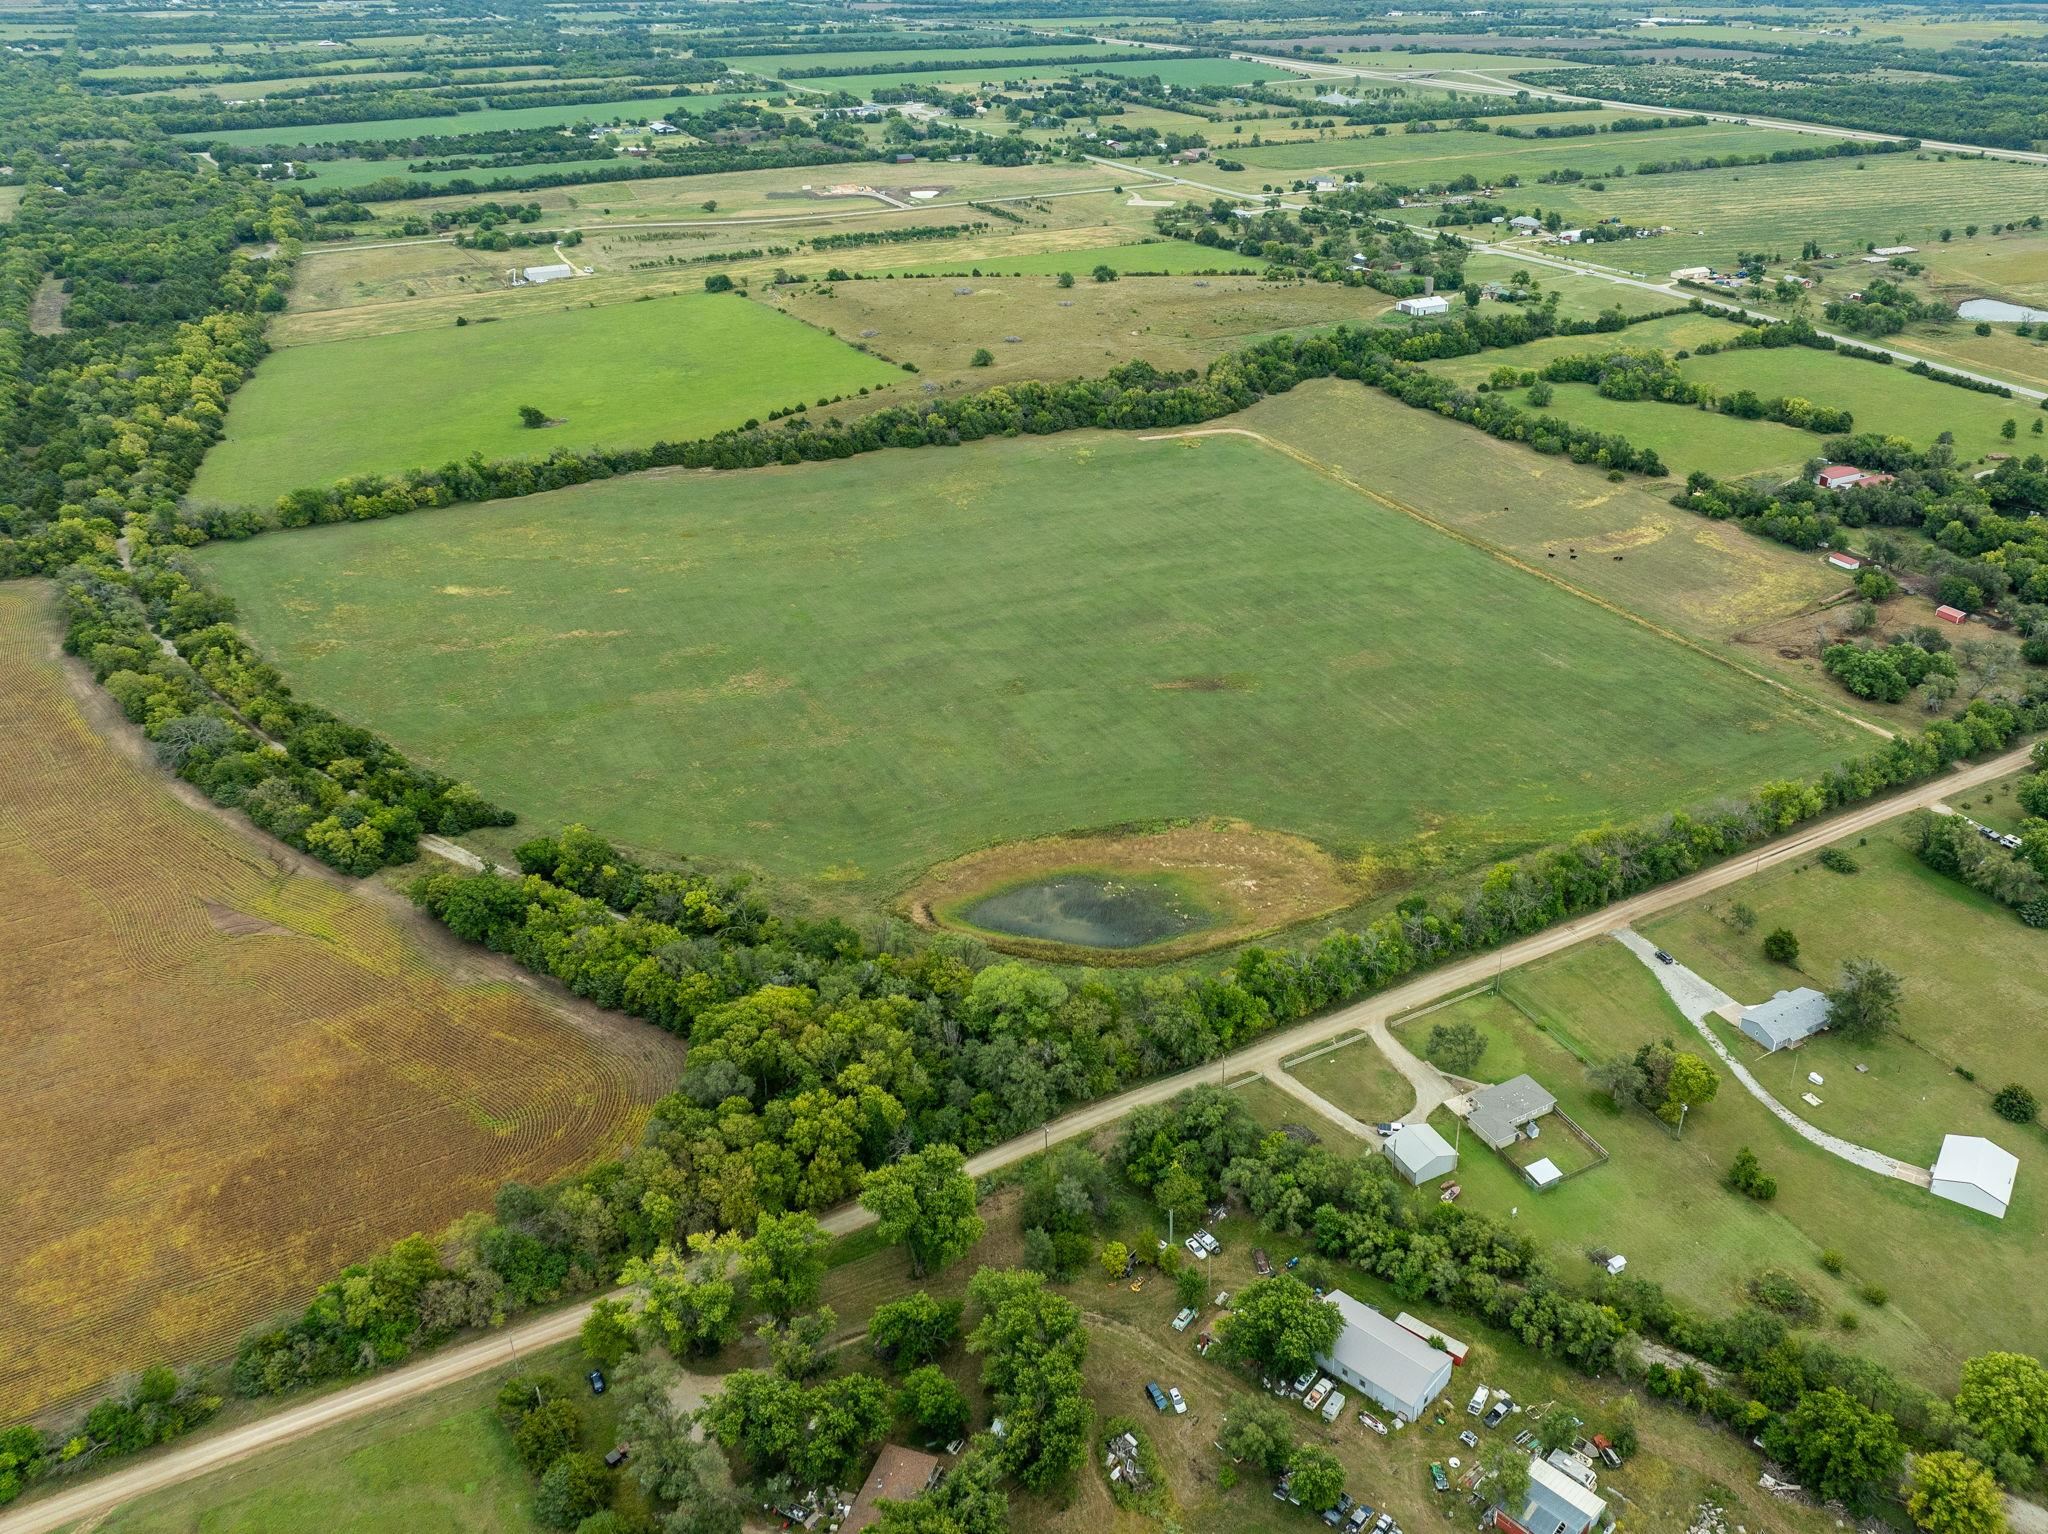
[1930,1134,2019,1219]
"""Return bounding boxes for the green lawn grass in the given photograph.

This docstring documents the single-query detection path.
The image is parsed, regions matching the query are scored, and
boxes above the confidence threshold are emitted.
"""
[1286,1035,1414,1124]
[188,291,902,505]
[91,1341,628,1533]
[1640,826,2048,1154]
[1403,932,2048,1389]
[196,429,1864,897]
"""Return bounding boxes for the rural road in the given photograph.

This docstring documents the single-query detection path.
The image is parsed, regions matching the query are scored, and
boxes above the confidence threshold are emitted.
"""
[5,742,2030,1533]
[1611,928,1934,1187]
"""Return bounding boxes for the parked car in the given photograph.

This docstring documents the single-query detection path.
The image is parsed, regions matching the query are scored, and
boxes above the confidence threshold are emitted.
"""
[1653,949,1675,965]
[1467,1386,1488,1416]
[1185,1236,1204,1257]
[1345,1503,1373,1533]
[1253,1247,1273,1276]
[1484,1399,1512,1428]
[1145,1382,1169,1412]
[1304,1378,1332,1413]
[587,1370,607,1395]
[1196,1231,1221,1256]
[1322,1492,1355,1526]
[1169,1386,1187,1415]
[1172,1306,1198,1332]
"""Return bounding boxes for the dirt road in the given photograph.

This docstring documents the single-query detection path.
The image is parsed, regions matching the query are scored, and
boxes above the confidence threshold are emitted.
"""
[4,742,2030,1533]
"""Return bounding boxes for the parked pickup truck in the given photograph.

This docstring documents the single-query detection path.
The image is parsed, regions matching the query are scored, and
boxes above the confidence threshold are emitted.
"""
[1303,1378,1332,1413]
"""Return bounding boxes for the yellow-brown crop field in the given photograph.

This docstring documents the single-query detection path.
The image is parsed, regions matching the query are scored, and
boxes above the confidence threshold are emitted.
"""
[0,582,683,1416]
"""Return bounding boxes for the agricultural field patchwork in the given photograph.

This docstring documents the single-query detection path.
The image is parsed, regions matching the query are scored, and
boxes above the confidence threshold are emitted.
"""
[0,584,681,1416]
[194,429,1865,904]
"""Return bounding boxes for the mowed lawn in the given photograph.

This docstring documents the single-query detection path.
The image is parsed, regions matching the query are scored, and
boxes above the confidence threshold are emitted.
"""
[1402,937,2048,1388]
[1641,826,2048,1164]
[188,292,902,505]
[198,430,1864,895]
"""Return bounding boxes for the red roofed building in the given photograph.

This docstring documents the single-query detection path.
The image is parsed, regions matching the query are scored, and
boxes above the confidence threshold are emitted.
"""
[1815,465,1893,491]
[1937,604,1969,624]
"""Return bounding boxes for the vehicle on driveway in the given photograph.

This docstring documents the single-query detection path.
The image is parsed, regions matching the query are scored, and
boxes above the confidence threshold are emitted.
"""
[1654,949,1675,964]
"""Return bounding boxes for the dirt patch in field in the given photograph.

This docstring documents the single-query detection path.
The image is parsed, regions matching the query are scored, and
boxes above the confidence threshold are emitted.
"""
[901,820,1356,964]
[28,275,68,335]
[200,900,291,937]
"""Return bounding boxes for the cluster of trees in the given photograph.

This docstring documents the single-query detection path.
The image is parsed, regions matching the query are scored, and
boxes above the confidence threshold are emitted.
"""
[0,1368,220,1507]
[1589,1039,1719,1126]
[1911,797,2048,925]
[1825,279,1951,339]
[57,561,511,877]
[495,1375,621,1530]
[1824,635,1960,703]
[1632,136,1915,178]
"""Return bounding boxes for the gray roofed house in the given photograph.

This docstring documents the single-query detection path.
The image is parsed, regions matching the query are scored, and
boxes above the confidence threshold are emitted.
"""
[1314,1290,1454,1424]
[1383,1123,1458,1186]
[1738,987,1830,1053]
[1467,1074,1556,1151]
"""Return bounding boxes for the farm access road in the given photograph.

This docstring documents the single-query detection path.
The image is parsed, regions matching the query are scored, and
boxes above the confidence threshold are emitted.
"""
[3,742,2031,1534]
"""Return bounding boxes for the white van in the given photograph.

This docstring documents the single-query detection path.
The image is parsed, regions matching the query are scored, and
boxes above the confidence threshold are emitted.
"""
[1467,1385,1489,1416]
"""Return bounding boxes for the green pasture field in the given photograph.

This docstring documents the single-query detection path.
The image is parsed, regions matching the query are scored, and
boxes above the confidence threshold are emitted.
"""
[1402,930,2048,1389]
[1232,1075,1366,1154]
[1285,1035,1414,1123]
[765,268,1402,391]
[792,56,1294,94]
[90,1340,630,1534]
[1641,826,2048,1162]
[877,237,1235,276]
[1457,252,1681,319]
[725,42,1163,73]
[1229,381,1858,700]
[179,89,772,148]
[1329,49,1593,71]
[294,153,632,192]
[187,291,901,505]
[1226,121,1810,185]
[135,70,431,100]
[1681,344,2034,463]
[196,430,1864,899]
[1535,150,2048,278]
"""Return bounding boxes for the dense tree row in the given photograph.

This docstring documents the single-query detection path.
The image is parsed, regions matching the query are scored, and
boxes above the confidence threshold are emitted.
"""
[1631,136,1916,178]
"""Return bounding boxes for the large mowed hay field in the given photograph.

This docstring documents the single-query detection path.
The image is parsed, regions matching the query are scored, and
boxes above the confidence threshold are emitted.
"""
[188,290,903,507]
[197,429,1866,900]
[0,584,681,1415]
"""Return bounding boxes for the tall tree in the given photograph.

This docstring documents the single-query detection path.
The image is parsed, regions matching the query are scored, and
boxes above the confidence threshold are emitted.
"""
[1220,1275,1342,1381]
[862,1145,985,1279]
[1827,958,1904,1042]
[1907,1451,2006,1534]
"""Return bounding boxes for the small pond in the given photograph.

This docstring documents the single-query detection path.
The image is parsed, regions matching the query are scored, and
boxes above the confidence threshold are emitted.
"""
[958,873,1223,949]
[1958,298,2048,324]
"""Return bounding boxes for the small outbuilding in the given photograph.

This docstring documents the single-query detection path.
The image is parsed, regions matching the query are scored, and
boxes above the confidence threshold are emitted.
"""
[1930,1134,2018,1219]
[1394,1312,1469,1365]
[1937,604,1969,624]
[518,263,575,284]
[1815,464,1879,491]
[1523,1156,1563,1191]
[1383,1123,1458,1186]
[1738,987,1830,1053]
[1825,551,1864,571]
[1516,1453,1609,1534]
[1396,294,1450,318]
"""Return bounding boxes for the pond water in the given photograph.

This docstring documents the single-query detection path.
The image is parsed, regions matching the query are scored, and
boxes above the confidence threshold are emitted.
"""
[959,873,1223,949]
[1957,298,2048,324]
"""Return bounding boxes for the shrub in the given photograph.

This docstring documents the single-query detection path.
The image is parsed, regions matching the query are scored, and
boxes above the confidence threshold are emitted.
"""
[1763,927,1801,964]
[1859,1281,1889,1307]
[534,1451,611,1530]
[1820,1249,1844,1274]
[970,347,994,367]
[703,273,735,292]
[518,405,549,429]
[1748,1267,1819,1322]
[1817,847,1859,874]
[1994,1083,2040,1124]
[1727,1147,1778,1200]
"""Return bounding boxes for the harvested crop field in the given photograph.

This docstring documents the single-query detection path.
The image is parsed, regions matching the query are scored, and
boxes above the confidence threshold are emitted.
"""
[0,584,682,1416]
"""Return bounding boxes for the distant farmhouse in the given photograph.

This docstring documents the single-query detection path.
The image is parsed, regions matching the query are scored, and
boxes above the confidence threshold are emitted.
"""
[1738,987,1829,1053]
